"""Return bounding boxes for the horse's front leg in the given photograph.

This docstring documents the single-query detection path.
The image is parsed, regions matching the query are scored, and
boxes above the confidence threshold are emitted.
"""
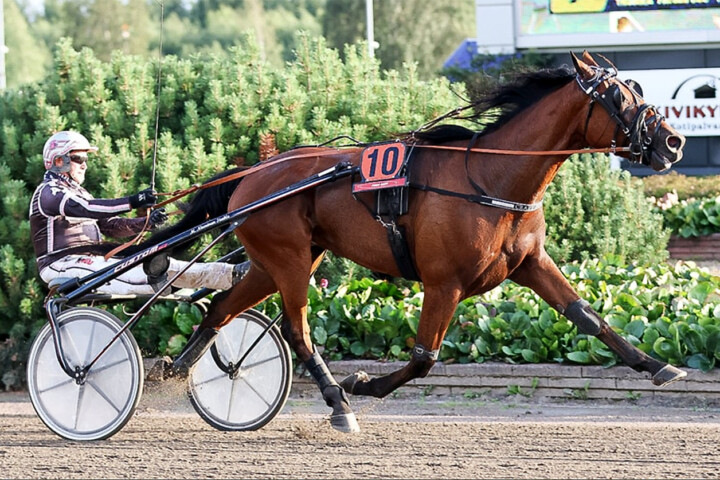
[511,251,686,386]
[341,284,462,398]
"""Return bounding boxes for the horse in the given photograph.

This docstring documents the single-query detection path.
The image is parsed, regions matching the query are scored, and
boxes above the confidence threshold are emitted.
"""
[141,51,686,433]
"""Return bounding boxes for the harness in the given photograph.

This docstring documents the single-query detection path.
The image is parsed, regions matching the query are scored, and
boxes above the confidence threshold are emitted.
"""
[351,142,420,281]
[410,130,542,213]
[349,67,667,281]
[112,66,666,281]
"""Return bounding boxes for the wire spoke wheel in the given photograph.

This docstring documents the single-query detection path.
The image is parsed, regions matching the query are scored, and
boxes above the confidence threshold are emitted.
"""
[27,307,143,441]
[188,309,292,431]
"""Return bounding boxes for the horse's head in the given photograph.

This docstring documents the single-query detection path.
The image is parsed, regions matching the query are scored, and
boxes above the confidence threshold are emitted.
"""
[572,51,685,172]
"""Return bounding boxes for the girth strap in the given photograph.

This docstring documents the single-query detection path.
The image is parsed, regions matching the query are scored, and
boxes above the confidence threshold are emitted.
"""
[385,223,421,281]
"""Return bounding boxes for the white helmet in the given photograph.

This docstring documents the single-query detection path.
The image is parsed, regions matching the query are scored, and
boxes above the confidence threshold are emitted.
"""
[42,131,98,172]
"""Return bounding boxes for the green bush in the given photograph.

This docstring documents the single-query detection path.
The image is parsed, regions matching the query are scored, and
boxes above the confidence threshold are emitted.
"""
[642,171,720,201]
[660,196,720,238]
[264,256,720,372]
[543,153,669,264]
[0,36,696,389]
[109,255,720,373]
[0,34,463,390]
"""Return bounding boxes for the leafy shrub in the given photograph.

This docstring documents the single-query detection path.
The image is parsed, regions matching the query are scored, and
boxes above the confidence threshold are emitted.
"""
[660,196,720,238]
[642,171,720,201]
[107,300,206,358]
[296,256,720,372]
[96,255,720,374]
[543,153,669,264]
[0,37,705,390]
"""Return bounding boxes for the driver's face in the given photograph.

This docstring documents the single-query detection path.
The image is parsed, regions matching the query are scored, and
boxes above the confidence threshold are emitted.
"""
[67,151,88,184]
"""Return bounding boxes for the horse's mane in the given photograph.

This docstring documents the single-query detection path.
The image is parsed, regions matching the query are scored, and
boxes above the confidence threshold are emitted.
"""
[414,66,576,143]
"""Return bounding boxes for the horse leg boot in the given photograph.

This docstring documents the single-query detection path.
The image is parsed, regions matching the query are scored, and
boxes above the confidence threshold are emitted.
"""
[341,286,460,398]
[340,345,437,398]
[563,299,686,386]
[305,349,360,433]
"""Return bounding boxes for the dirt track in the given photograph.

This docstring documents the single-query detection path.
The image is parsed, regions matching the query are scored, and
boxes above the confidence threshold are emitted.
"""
[3,382,720,479]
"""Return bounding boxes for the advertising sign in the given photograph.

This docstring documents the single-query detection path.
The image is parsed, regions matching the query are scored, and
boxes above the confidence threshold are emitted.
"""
[515,0,720,49]
[550,0,720,14]
[622,68,720,136]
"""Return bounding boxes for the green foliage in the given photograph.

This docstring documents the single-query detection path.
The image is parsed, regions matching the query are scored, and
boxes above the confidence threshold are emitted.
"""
[660,196,720,238]
[20,0,328,83]
[543,154,669,264]
[4,0,52,88]
[642,171,720,201]
[324,0,474,78]
[109,300,206,357]
[78,256,720,376]
[257,256,720,372]
[0,35,464,389]
[633,158,720,240]
[0,32,712,394]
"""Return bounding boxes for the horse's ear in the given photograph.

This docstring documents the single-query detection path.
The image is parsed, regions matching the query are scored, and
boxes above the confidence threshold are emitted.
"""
[570,51,594,79]
[582,50,599,66]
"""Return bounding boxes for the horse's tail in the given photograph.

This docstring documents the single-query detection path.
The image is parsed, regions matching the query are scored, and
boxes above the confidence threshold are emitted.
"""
[124,167,245,256]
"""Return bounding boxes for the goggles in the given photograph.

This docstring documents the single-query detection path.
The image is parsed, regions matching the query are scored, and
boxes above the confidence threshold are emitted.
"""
[69,153,89,165]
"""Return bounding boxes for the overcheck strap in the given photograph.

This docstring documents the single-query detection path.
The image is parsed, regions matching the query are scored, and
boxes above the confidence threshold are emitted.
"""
[410,183,542,212]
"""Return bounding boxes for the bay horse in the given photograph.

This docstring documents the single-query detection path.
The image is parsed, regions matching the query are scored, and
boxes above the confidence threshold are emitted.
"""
[145,51,686,433]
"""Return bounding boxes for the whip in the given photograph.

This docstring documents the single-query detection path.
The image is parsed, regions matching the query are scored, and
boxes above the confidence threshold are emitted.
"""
[149,0,165,192]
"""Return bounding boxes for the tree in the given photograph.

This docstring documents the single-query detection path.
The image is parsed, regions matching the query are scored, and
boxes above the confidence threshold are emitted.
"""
[4,0,52,88]
[324,0,475,78]
[31,0,155,62]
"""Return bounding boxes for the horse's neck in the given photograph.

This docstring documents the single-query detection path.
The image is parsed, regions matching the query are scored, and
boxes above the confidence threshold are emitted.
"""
[472,85,587,204]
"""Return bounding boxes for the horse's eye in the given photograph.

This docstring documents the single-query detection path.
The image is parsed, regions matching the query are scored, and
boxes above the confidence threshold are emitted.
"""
[626,79,643,97]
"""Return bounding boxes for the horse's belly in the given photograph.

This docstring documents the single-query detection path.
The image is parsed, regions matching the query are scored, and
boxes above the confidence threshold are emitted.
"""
[312,188,404,277]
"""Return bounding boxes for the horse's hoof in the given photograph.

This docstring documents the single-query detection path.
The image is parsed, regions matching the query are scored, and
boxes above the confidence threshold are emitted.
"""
[330,412,360,433]
[160,356,190,380]
[652,364,687,387]
[339,371,370,394]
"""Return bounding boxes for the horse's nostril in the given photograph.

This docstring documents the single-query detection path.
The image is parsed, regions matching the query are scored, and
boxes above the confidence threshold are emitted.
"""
[667,136,682,151]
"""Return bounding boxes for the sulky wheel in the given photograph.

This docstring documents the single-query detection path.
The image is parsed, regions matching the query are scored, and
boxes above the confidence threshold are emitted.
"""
[27,307,143,441]
[188,309,292,431]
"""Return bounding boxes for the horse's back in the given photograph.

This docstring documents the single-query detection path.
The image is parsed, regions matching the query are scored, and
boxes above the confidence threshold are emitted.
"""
[228,147,405,276]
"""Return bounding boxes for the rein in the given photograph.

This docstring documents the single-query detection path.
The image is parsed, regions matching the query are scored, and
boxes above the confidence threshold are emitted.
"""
[107,66,653,259]
[153,149,357,208]
[415,145,631,156]
[152,143,630,214]
[104,149,355,259]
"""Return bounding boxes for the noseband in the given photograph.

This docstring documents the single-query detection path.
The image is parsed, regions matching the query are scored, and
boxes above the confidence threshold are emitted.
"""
[576,67,665,165]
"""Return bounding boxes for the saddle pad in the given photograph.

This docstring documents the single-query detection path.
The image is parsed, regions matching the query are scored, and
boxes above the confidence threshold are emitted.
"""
[352,142,408,193]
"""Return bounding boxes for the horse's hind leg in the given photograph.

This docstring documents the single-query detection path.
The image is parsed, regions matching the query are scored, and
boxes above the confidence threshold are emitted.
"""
[511,252,686,386]
[270,247,360,433]
[171,262,278,375]
[341,285,462,398]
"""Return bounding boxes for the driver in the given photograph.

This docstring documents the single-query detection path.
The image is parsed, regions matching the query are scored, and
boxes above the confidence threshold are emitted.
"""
[30,131,247,295]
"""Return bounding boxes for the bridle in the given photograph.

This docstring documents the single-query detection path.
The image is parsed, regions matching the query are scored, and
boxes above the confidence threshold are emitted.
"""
[576,66,665,166]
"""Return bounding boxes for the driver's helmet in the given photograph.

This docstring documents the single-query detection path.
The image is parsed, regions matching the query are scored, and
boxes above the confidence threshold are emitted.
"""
[42,131,98,173]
